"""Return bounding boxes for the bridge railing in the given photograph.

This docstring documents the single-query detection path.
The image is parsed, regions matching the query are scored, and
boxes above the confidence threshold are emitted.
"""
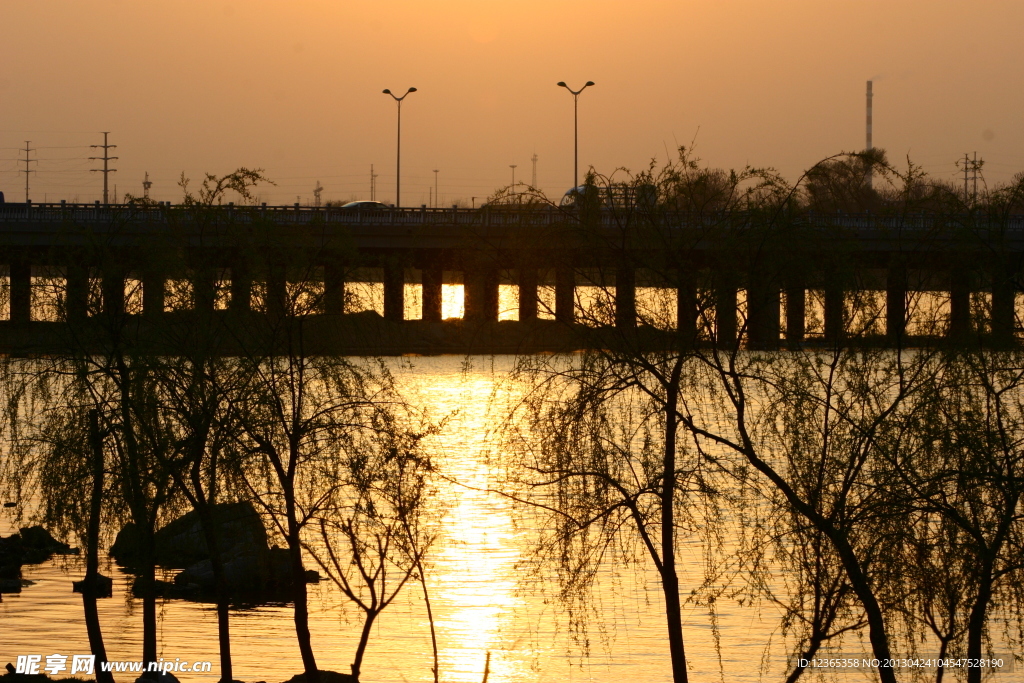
[4,201,1024,233]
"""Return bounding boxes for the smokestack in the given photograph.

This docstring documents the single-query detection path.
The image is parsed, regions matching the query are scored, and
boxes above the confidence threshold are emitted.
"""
[866,80,873,190]
[866,80,873,150]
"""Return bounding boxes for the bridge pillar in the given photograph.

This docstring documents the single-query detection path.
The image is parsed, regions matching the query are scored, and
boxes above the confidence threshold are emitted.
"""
[464,267,498,322]
[266,262,287,318]
[518,268,538,321]
[676,273,697,344]
[824,286,844,343]
[324,263,345,315]
[66,264,89,321]
[421,267,443,322]
[193,268,215,313]
[948,269,970,340]
[747,273,779,349]
[555,267,575,323]
[383,265,405,322]
[142,270,165,317]
[785,285,806,346]
[715,274,737,348]
[9,262,31,323]
[102,269,125,317]
[615,266,636,329]
[886,266,907,343]
[992,269,1015,343]
[229,263,251,313]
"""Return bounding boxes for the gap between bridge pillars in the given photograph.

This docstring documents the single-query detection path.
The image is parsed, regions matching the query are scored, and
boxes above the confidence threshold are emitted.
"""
[66,264,89,321]
[615,266,637,329]
[102,268,125,317]
[676,273,697,345]
[555,267,575,323]
[948,269,970,340]
[824,285,844,344]
[785,285,806,346]
[383,264,405,322]
[9,262,31,323]
[714,273,737,348]
[886,265,907,344]
[991,268,1016,343]
[464,266,499,322]
[518,268,538,321]
[421,267,443,322]
[324,263,345,315]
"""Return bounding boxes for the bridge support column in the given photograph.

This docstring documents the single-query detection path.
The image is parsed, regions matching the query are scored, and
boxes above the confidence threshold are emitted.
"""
[229,263,251,313]
[267,263,287,318]
[715,274,737,348]
[518,268,538,321]
[948,269,970,340]
[785,285,806,346]
[992,269,1015,343]
[824,286,844,343]
[142,270,164,317]
[465,267,498,322]
[555,267,575,323]
[421,267,443,322]
[383,265,405,322]
[102,269,125,317]
[9,262,31,323]
[886,266,906,344]
[615,266,636,329]
[747,273,779,349]
[67,264,89,321]
[193,268,215,313]
[324,264,345,315]
[676,273,697,344]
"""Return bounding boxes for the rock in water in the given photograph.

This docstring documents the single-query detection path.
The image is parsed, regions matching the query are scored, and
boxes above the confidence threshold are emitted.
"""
[72,573,114,598]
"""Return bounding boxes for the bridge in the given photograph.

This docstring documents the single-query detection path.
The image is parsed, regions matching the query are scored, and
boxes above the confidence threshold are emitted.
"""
[1,201,1023,354]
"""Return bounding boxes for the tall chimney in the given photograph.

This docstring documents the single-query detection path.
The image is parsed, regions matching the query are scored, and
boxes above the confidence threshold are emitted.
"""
[866,80,874,190]
[866,80,873,150]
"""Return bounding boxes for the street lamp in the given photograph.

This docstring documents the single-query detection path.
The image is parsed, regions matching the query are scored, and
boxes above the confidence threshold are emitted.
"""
[556,81,595,191]
[509,164,517,194]
[382,87,417,207]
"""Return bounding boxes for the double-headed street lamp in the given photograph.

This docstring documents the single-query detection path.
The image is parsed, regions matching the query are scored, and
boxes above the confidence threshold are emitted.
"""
[382,87,417,207]
[556,80,595,191]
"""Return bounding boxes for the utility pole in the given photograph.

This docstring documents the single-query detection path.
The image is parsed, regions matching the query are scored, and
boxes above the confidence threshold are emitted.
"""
[433,169,439,208]
[89,132,118,205]
[531,153,538,189]
[142,172,152,199]
[370,164,378,201]
[313,180,323,207]
[510,164,517,194]
[963,153,970,204]
[20,141,36,202]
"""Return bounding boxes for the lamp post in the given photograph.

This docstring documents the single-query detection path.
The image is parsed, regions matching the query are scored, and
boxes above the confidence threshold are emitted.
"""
[382,87,417,207]
[509,164,517,195]
[556,81,594,191]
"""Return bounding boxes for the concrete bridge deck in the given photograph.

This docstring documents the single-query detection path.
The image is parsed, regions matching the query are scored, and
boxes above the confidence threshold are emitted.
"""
[2,202,1023,354]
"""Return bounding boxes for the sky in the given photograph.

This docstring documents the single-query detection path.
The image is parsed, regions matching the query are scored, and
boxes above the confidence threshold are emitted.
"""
[1,0,1022,206]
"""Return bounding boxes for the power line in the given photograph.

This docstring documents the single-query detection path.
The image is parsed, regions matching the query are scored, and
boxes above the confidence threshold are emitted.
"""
[89,132,118,204]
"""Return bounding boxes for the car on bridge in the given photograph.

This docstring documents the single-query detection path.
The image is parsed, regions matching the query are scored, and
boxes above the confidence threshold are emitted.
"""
[339,200,391,211]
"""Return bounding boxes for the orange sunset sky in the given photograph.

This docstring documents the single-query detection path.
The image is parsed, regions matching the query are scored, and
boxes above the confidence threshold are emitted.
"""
[1,1,1022,205]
